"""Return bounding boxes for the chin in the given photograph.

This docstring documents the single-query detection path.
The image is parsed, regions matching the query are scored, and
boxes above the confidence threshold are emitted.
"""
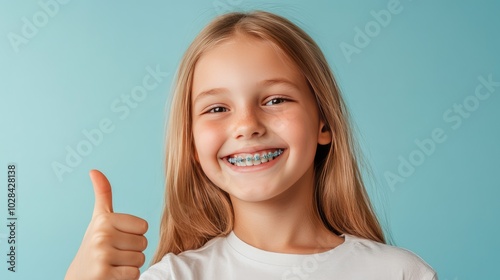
[227,184,287,203]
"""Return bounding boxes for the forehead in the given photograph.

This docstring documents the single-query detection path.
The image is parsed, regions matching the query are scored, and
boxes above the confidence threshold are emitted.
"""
[191,34,307,98]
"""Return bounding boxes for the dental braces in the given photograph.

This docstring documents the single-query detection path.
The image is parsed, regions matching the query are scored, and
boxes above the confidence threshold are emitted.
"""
[228,149,283,164]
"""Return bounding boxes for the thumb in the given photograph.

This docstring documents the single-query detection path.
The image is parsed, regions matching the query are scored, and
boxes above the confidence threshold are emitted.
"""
[89,169,113,217]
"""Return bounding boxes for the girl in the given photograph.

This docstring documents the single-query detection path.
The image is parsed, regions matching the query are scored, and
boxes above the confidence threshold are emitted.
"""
[66,10,437,280]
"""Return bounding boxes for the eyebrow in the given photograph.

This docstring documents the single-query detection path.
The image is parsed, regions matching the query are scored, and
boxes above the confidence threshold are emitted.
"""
[192,78,300,103]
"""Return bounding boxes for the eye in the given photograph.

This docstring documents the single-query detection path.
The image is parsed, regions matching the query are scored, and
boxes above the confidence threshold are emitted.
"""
[265,97,288,106]
[207,106,228,113]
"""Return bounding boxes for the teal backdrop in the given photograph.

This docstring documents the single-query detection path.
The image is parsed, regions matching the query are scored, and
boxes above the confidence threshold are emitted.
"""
[1,0,499,279]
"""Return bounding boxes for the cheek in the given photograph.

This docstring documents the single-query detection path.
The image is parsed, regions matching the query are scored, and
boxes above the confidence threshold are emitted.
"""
[193,120,232,189]
[268,110,297,135]
[271,109,319,142]
[193,121,224,159]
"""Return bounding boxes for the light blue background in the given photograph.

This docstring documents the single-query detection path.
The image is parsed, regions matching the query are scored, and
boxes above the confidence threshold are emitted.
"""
[1,0,499,279]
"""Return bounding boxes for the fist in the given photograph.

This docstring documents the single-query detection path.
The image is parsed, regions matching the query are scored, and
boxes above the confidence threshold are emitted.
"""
[65,170,148,280]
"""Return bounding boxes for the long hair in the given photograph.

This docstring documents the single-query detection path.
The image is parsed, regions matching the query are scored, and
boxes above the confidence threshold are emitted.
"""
[151,10,385,265]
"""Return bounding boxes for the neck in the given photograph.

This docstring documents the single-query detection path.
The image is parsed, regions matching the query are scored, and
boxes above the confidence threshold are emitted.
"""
[231,167,344,254]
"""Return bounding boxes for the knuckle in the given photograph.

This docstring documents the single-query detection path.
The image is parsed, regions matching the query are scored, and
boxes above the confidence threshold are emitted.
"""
[92,232,112,247]
[94,248,113,264]
[92,264,111,278]
[93,213,113,228]
[115,267,140,280]
[138,252,146,267]
[137,219,148,233]
[141,236,148,250]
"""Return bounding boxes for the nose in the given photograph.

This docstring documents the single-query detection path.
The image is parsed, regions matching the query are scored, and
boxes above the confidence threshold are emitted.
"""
[232,107,266,140]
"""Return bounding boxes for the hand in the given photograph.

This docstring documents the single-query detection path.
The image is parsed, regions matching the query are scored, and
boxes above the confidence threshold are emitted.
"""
[65,170,148,280]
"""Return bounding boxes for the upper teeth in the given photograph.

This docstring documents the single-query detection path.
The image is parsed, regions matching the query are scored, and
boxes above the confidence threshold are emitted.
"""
[228,149,283,166]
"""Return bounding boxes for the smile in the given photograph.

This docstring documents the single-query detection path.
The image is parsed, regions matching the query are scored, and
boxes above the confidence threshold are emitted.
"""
[226,149,284,166]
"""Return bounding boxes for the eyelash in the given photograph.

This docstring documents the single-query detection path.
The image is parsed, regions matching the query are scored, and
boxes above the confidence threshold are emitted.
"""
[207,106,228,113]
[264,97,289,106]
[204,96,290,114]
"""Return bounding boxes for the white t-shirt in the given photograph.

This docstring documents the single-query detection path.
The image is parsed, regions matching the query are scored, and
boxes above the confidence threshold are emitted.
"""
[140,231,437,280]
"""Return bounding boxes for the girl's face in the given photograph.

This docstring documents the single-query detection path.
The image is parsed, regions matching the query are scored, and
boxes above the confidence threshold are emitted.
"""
[191,34,331,203]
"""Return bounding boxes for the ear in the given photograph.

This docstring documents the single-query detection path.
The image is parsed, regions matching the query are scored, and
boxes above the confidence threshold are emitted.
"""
[317,120,332,145]
[194,148,200,162]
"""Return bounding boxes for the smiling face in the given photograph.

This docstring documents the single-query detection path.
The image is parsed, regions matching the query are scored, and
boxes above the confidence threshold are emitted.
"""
[191,33,331,203]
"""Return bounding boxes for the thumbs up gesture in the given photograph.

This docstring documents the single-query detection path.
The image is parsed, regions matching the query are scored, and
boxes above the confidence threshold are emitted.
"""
[65,170,148,280]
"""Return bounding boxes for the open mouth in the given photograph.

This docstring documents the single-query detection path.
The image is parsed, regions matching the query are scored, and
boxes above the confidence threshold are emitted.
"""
[226,149,284,166]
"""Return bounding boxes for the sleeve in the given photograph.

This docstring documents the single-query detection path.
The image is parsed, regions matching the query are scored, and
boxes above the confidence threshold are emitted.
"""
[139,256,172,280]
[399,248,437,280]
[139,266,168,280]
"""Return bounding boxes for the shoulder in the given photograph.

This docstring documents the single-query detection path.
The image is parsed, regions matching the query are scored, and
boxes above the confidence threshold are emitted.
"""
[139,236,227,280]
[340,234,437,279]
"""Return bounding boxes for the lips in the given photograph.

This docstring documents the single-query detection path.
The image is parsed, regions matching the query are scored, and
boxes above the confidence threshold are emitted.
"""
[225,149,284,166]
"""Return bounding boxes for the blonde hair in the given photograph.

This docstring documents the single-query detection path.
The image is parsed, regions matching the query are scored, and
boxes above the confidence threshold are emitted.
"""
[152,10,385,264]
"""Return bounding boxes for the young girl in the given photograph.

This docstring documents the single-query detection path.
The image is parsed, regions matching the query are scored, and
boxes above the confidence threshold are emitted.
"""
[66,10,437,280]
